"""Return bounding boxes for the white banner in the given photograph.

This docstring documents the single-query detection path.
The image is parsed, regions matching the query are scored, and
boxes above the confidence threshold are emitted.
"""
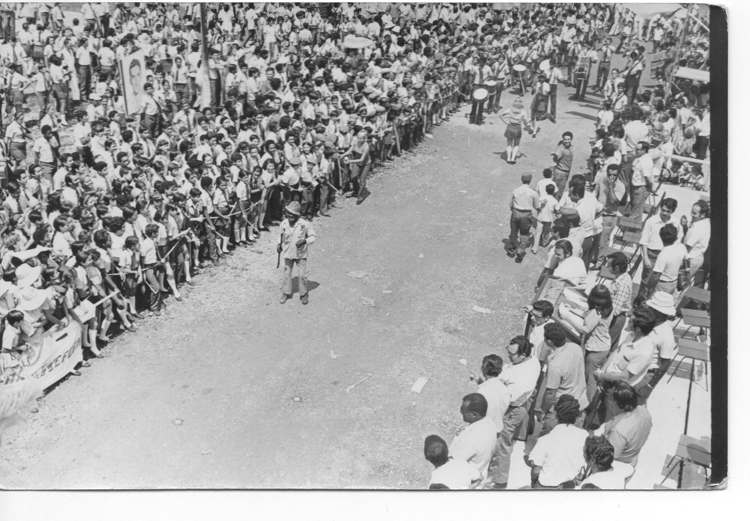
[0,322,83,418]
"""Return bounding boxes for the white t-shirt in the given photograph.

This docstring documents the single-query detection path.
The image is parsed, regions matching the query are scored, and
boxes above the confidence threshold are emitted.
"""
[528,424,589,486]
[538,194,559,223]
[578,461,634,489]
[649,321,677,368]
[640,214,683,250]
[553,256,588,286]
[477,377,511,434]
[684,218,711,261]
[429,459,481,489]
[499,357,541,405]
[449,416,497,478]
[653,243,687,282]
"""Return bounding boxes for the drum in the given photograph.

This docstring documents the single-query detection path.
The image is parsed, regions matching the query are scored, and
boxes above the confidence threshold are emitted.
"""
[513,64,527,73]
[472,87,489,101]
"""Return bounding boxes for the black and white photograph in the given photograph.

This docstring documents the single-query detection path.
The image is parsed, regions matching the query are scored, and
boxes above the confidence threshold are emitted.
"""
[0,0,728,503]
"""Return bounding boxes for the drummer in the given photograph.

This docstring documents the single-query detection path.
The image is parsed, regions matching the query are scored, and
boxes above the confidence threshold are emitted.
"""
[469,56,493,125]
[489,52,510,113]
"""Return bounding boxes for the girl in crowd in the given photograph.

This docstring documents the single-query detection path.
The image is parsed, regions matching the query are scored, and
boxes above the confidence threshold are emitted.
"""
[499,97,533,164]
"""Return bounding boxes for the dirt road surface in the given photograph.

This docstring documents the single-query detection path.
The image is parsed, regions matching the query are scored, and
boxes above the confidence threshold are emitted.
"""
[0,84,706,489]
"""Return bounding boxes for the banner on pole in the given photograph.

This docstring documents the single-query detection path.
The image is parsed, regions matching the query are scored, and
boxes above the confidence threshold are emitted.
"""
[121,51,147,115]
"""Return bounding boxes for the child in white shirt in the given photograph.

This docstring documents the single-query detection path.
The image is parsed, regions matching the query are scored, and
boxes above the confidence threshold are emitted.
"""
[533,184,559,254]
[537,168,556,197]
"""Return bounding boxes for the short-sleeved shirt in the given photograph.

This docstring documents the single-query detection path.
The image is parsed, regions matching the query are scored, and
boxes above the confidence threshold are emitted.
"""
[499,356,541,405]
[603,332,655,387]
[554,144,573,172]
[653,243,687,282]
[528,423,589,486]
[429,459,480,489]
[684,218,711,261]
[640,214,684,250]
[649,321,677,367]
[583,309,613,352]
[449,416,497,478]
[630,154,653,187]
[477,377,511,433]
[553,256,588,286]
[547,342,589,409]
[578,461,634,489]
[600,405,653,465]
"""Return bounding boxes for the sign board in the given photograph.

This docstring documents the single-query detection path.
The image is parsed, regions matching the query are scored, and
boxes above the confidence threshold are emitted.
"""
[0,322,83,418]
[120,51,147,115]
[674,66,710,83]
[649,51,670,77]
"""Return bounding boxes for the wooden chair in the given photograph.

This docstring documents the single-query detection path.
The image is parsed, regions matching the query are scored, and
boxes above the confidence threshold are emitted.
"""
[660,435,711,488]
[667,338,710,384]
[677,286,711,314]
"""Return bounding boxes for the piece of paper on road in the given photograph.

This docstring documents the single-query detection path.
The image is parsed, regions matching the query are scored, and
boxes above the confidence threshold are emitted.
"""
[472,305,494,314]
[411,377,429,394]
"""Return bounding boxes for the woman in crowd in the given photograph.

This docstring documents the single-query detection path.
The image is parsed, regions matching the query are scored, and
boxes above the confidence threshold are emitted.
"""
[558,284,614,402]
[576,435,634,489]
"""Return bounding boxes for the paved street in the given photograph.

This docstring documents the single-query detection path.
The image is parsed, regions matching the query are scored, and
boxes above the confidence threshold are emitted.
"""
[0,85,708,489]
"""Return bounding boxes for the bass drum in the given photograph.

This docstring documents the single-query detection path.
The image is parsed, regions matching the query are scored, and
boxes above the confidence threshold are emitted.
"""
[472,87,489,101]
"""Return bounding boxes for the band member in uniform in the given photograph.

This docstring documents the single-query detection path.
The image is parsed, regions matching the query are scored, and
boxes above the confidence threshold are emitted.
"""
[490,53,510,113]
[594,38,614,92]
[530,74,551,137]
[469,57,492,125]
[277,201,316,305]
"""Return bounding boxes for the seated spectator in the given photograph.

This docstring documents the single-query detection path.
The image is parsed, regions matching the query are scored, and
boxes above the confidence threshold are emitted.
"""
[536,321,588,437]
[552,240,587,286]
[577,435,635,489]
[526,300,555,361]
[595,382,653,466]
[527,395,588,488]
[638,292,678,402]
[594,307,658,422]
[424,434,480,490]
[602,252,632,348]
[558,284,614,402]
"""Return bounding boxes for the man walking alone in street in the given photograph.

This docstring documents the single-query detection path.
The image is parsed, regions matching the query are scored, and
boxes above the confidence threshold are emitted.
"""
[506,173,540,263]
[278,201,316,305]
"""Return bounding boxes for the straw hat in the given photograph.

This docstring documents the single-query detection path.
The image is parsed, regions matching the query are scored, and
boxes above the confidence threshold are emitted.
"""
[646,292,676,316]
[285,201,301,216]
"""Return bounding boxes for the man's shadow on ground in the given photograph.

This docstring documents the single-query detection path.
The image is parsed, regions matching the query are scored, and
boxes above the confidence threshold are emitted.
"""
[291,279,320,295]
[493,151,527,162]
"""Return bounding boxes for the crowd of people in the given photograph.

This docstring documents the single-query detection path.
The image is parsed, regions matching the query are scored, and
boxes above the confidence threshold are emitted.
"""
[0,2,712,489]
[0,1,492,366]
[422,3,712,490]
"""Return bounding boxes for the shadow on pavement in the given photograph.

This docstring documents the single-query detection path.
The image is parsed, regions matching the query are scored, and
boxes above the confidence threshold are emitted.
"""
[565,110,598,122]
